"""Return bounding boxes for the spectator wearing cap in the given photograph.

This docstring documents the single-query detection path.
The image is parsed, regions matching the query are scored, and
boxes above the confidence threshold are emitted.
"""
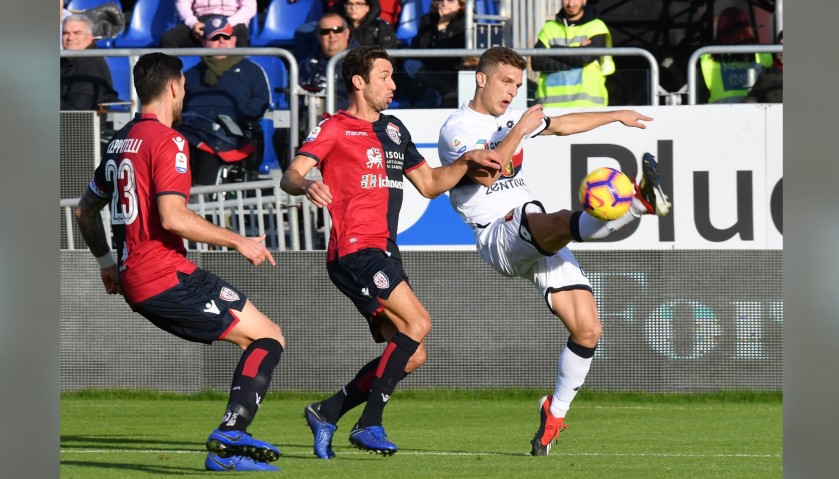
[162,0,256,48]
[176,14,271,185]
[61,13,119,111]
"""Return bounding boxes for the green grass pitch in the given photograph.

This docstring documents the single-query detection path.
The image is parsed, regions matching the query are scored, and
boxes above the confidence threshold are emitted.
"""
[61,390,781,478]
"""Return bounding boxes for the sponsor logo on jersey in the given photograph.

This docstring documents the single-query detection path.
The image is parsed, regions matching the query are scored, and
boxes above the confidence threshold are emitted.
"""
[220,287,240,302]
[175,152,188,173]
[386,122,401,145]
[457,145,467,154]
[345,130,368,136]
[373,271,390,289]
[305,126,321,143]
[172,136,186,151]
[486,177,527,194]
[507,120,515,128]
[365,147,384,169]
[475,139,487,149]
[361,174,404,190]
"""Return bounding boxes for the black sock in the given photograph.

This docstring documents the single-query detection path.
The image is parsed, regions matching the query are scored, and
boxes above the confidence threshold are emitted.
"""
[318,358,380,424]
[218,338,283,432]
[357,332,419,428]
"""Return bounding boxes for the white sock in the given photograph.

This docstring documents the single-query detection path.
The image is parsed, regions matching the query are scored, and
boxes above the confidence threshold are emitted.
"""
[576,209,641,241]
[550,343,594,418]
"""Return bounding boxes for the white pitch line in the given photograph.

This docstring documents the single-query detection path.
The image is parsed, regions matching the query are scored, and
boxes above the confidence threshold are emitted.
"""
[59,449,780,458]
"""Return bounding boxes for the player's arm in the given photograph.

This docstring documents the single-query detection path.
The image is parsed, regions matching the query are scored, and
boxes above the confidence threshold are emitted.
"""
[467,105,548,187]
[543,109,653,136]
[280,154,333,207]
[406,149,503,199]
[157,194,275,266]
[74,188,121,295]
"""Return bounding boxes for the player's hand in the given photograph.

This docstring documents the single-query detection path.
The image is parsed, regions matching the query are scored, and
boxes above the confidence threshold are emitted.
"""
[303,180,332,207]
[614,110,653,129]
[517,104,549,136]
[238,234,276,266]
[100,265,122,295]
[463,149,504,172]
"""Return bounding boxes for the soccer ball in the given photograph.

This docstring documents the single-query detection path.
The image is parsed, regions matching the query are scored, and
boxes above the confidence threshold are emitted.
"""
[578,167,635,221]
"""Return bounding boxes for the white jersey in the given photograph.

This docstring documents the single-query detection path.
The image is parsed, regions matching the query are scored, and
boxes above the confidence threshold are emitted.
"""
[438,103,547,233]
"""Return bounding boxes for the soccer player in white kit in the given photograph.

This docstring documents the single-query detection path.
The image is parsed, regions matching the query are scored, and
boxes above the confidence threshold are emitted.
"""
[437,46,671,456]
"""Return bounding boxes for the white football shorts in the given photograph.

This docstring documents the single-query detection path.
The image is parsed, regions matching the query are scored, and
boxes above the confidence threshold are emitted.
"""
[475,201,592,310]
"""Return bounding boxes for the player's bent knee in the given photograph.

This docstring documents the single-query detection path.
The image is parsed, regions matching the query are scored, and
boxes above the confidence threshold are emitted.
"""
[405,343,427,372]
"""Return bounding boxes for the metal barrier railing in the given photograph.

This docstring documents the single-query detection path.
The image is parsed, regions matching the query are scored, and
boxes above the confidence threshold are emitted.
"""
[686,44,783,105]
[59,178,321,251]
[60,47,300,168]
[325,47,661,112]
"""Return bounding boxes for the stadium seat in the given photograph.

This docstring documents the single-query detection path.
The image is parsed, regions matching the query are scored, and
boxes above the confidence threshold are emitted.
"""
[395,0,431,47]
[104,56,132,101]
[178,55,203,72]
[248,56,291,173]
[66,0,122,11]
[251,0,324,48]
[114,0,179,47]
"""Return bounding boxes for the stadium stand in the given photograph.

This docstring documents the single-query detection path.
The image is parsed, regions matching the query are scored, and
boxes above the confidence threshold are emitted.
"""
[250,0,325,48]
[247,55,290,172]
[104,56,131,101]
[66,0,122,11]
[114,0,179,47]
[395,0,431,47]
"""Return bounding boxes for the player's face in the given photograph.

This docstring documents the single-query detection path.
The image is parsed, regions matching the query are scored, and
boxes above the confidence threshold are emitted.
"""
[477,63,523,116]
[361,58,396,112]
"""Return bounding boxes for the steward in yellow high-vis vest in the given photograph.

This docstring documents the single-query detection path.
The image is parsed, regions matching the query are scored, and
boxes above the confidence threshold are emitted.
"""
[700,52,774,103]
[532,0,614,108]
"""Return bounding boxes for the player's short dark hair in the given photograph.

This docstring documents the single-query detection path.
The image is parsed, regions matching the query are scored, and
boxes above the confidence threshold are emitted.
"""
[133,52,183,105]
[342,46,392,92]
[476,46,527,75]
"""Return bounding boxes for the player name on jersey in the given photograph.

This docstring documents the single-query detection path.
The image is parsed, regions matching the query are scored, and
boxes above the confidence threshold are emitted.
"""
[106,138,144,154]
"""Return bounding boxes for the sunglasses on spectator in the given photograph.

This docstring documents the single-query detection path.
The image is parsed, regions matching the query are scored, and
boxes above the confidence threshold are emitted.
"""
[209,34,232,41]
[319,26,346,35]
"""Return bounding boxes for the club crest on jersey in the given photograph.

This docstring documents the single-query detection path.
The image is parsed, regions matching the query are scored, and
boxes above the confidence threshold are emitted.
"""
[475,139,488,149]
[175,152,188,173]
[386,122,401,145]
[504,209,515,222]
[305,126,321,143]
[365,147,383,169]
[373,271,390,289]
[219,287,240,302]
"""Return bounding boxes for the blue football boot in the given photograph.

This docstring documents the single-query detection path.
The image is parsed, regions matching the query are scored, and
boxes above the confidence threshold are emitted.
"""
[303,403,338,459]
[204,452,280,472]
[206,428,281,463]
[348,423,398,456]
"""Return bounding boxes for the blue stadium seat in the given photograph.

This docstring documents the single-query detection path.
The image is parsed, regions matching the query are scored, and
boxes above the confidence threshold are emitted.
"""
[475,0,500,23]
[395,0,432,47]
[248,56,290,173]
[105,56,131,101]
[114,0,179,47]
[251,0,324,48]
[178,55,203,72]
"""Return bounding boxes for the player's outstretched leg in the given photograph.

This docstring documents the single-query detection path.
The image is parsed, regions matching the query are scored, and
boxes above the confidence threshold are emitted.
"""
[205,452,281,472]
[530,395,567,456]
[303,403,338,459]
[634,152,671,216]
[348,423,398,456]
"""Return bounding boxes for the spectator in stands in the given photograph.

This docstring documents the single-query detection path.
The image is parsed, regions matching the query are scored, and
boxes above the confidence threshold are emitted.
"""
[342,0,399,49]
[61,0,72,49]
[531,0,614,108]
[743,31,783,104]
[699,6,773,104]
[407,0,468,108]
[176,15,270,185]
[60,14,119,111]
[162,0,256,48]
[300,13,356,105]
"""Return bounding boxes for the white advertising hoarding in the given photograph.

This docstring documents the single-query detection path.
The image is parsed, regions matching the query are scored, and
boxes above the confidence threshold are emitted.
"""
[390,104,782,250]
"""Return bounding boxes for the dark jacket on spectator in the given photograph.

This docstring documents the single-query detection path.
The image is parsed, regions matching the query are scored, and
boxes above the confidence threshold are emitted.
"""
[60,56,119,110]
[411,11,466,72]
[347,3,399,49]
[743,59,783,103]
[183,57,270,126]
